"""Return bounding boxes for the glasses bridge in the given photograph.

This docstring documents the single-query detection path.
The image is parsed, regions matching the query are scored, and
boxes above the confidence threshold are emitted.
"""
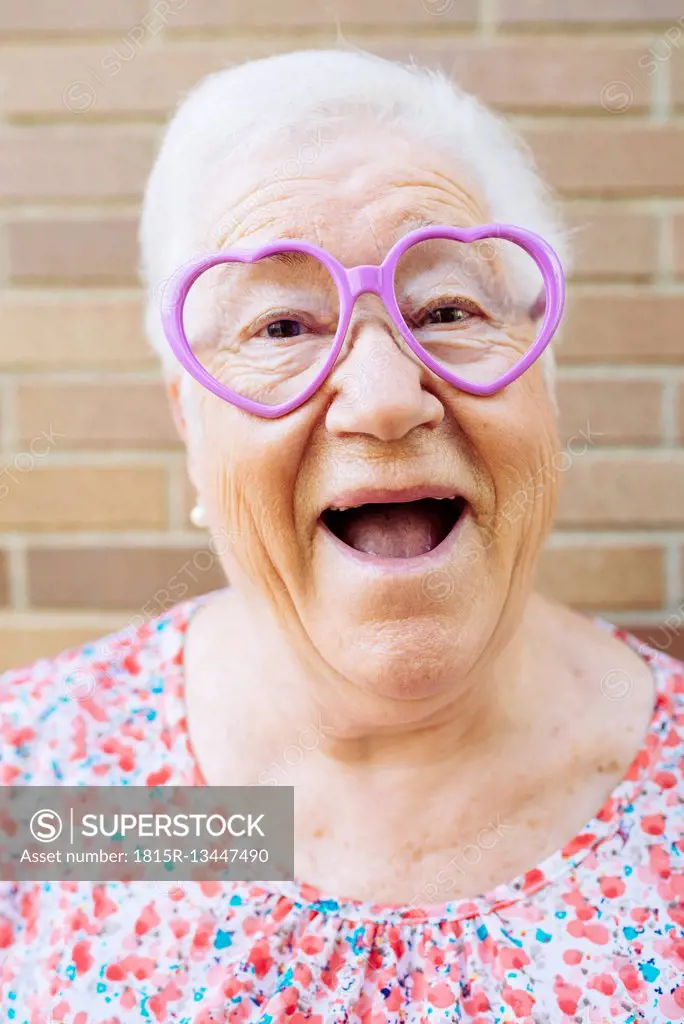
[347,265,384,297]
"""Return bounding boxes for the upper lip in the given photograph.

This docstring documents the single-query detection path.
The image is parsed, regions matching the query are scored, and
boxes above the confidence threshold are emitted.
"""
[321,484,466,514]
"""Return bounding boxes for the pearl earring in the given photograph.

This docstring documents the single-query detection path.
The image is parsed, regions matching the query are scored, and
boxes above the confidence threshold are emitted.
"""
[190,502,207,528]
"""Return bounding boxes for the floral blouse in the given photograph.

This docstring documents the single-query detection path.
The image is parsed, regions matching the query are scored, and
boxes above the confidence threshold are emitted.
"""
[0,596,682,1024]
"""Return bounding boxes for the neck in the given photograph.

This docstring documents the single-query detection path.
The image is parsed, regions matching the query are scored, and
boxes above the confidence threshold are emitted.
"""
[184,587,547,784]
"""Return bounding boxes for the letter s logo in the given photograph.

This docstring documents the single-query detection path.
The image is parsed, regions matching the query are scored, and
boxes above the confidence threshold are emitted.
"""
[29,809,63,843]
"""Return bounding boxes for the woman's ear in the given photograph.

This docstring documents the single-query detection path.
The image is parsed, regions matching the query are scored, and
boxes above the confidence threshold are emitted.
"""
[166,376,203,495]
[165,376,188,444]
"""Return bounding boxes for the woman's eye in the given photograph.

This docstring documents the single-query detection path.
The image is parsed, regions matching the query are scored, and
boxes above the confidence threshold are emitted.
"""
[265,319,305,339]
[425,306,475,325]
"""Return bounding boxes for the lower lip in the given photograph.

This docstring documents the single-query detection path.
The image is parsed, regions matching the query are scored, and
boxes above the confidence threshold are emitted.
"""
[316,506,471,574]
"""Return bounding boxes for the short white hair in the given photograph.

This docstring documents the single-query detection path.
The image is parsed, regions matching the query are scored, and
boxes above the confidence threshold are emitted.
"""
[139,47,570,393]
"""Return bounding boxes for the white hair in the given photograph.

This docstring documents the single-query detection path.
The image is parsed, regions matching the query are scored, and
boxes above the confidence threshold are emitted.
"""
[139,47,570,396]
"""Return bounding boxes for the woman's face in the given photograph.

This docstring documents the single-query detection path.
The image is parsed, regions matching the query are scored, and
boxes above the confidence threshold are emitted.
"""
[178,127,560,700]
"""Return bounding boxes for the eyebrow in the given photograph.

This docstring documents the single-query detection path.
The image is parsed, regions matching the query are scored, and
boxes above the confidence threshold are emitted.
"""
[396,215,438,233]
[266,250,313,268]
[226,249,315,273]
[394,214,490,240]
[238,223,442,264]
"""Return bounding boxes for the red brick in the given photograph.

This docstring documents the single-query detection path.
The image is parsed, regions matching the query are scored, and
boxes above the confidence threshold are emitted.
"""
[0,131,155,200]
[497,0,684,25]
[558,291,684,364]
[16,381,178,450]
[8,219,137,284]
[170,0,477,29]
[1,45,234,118]
[0,551,8,606]
[0,618,122,673]
[27,547,225,610]
[0,297,154,371]
[556,455,684,528]
[0,467,167,531]
[1,41,652,118]
[0,0,148,35]
[522,124,684,197]
[383,40,651,112]
[673,50,684,109]
[626,623,684,661]
[674,214,684,279]
[557,378,663,445]
[563,206,657,280]
[536,544,663,609]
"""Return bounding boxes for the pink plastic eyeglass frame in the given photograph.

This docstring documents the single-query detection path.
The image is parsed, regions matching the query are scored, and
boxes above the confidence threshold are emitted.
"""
[160,223,566,420]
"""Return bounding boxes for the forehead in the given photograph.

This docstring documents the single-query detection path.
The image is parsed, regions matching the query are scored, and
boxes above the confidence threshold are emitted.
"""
[198,128,491,261]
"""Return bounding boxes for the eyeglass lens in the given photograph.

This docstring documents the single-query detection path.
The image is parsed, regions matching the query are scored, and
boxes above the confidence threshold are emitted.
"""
[180,237,545,408]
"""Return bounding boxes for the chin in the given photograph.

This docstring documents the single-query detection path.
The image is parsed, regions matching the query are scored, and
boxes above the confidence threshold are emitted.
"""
[309,599,495,702]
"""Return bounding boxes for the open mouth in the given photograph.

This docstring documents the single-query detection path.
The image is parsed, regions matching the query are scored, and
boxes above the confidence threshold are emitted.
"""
[320,496,468,559]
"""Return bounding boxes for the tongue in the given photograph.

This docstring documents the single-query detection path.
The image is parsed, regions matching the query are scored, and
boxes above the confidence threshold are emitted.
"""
[336,501,447,558]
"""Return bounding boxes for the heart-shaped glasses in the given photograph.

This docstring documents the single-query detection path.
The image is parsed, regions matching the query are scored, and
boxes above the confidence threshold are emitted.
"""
[160,224,565,419]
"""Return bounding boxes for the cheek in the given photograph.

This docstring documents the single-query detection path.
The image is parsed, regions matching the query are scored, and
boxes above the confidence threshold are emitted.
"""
[187,396,253,543]
[463,372,559,539]
[191,392,309,573]
[193,398,236,487]
[499,397,559,536]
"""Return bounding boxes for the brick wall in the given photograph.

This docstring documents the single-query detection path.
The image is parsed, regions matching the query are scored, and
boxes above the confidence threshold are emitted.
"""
[1,0,683,671]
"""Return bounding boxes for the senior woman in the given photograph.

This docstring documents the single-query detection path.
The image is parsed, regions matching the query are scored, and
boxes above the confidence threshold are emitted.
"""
[1,47,683,1024]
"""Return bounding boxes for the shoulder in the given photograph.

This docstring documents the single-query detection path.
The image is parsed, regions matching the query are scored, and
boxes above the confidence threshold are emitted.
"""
[601,623,684,806]
[622,629,684,759]
[601,620,684,723]
[540,595,683,705]
[0,599,200,785]
[536,595,684,772]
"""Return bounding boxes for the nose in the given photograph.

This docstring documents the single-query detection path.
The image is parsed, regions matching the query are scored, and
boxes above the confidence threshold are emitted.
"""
[325,314,445,442]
